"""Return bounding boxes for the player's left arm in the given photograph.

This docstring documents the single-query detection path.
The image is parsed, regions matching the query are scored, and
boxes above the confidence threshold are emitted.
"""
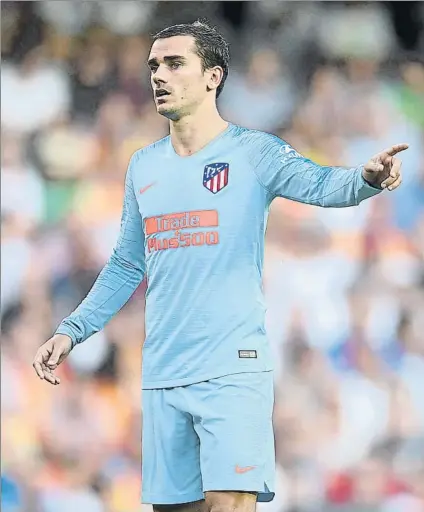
[251,133,409,207]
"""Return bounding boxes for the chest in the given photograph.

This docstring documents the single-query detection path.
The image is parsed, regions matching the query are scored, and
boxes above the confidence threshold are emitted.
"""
[133,154,260,222]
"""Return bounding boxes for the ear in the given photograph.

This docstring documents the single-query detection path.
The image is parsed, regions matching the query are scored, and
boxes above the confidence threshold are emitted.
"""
[206,66,224,93]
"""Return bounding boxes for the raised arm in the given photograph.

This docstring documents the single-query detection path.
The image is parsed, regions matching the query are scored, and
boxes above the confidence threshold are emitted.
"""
[250,132,408,207]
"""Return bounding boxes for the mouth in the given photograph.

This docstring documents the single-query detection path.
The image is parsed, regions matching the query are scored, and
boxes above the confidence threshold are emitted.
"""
[155,89,171,103]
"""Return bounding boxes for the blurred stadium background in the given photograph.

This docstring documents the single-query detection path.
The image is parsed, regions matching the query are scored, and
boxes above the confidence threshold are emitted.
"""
[1,1,424,511]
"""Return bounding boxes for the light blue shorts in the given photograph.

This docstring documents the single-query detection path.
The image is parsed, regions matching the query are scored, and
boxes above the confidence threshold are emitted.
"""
[142,371,275,505]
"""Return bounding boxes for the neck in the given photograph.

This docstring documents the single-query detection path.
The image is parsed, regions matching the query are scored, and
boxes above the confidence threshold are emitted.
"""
[169,102,228,157]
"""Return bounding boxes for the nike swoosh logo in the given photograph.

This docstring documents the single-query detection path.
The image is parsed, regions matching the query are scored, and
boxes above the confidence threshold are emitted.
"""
[235,465,256,474]
[139,183,155,195]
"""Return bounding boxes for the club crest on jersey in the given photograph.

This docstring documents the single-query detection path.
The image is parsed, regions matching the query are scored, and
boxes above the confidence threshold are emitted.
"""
[203,162,229,194]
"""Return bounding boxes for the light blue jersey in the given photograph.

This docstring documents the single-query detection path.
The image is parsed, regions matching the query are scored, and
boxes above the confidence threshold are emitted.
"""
[56,123,381,389]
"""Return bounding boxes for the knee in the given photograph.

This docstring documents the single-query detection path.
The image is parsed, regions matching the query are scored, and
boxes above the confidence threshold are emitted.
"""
[205,492,257,512]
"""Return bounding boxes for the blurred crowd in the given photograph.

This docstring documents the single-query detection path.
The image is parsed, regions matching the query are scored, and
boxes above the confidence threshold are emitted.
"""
[1,2,424,512]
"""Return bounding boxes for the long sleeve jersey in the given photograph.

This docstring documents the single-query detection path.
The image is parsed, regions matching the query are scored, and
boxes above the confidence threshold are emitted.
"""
[56,124,381,388]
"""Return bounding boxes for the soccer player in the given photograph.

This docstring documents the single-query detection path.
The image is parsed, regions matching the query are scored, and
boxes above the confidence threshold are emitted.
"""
[33,20,407,512]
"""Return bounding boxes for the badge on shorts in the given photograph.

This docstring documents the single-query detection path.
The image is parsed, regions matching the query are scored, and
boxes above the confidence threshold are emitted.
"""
[238,350,257,359]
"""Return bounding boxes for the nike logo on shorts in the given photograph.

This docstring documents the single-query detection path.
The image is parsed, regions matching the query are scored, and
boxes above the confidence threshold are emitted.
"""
[235,465,256,474]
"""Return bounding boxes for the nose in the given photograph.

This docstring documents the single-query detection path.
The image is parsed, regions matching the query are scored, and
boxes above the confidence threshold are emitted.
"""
[152,75,162,86]
[152,66,168,87]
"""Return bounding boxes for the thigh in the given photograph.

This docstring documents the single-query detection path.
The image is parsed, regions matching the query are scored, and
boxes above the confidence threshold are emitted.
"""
[142,387,204,505]
[205,491,257,512]
[192,372,275,503]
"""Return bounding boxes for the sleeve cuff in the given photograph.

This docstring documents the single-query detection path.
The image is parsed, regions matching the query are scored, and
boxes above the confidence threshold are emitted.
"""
[361,175,383,191]
[55,327,78,349]
[356,167,383,203]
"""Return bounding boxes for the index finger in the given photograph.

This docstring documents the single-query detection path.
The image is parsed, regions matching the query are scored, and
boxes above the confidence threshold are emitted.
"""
[382,143,409,157]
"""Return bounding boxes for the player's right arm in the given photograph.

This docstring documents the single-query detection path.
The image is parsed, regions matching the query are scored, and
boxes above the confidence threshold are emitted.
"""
[33,154,146,384]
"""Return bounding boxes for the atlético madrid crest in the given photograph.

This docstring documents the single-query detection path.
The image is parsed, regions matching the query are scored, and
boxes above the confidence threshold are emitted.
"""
[203,162,229,194]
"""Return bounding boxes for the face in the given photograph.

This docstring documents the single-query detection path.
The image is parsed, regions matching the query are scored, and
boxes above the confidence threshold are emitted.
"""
[147,35,221,120]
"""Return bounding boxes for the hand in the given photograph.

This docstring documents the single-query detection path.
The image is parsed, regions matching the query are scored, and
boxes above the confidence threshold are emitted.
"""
[32,334,73,385]
[362,143,409,191]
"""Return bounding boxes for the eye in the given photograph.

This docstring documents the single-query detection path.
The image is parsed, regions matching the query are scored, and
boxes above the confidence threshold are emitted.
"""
[170,62,182,70]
